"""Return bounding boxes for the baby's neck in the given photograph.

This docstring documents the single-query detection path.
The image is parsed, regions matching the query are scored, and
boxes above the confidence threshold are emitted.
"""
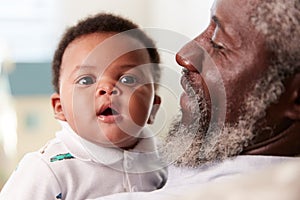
[120,138,141,151]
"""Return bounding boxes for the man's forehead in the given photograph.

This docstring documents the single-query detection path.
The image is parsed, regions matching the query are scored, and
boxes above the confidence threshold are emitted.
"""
[210,0,258,26]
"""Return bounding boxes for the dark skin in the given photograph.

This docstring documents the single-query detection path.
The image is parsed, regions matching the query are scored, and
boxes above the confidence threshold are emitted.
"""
[176,0,300,155]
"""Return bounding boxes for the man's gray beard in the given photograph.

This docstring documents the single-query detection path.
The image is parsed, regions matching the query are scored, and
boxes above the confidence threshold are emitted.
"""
[160,67,285,168]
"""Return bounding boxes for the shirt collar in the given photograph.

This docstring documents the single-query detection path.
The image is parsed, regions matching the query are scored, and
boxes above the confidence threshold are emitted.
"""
[55,120,160,169]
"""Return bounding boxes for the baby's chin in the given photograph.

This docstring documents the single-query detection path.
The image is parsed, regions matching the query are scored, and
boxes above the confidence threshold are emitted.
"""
[101,132,140,149]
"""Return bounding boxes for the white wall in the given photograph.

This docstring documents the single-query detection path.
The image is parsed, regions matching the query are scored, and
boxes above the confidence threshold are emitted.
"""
[0,0,214,61]
[147,0,214,38]
[55,0,151,29]
[54,0,214,39]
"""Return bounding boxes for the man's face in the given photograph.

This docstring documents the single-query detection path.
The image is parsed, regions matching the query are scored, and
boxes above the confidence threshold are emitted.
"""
[53,33,156,148]
[177,0,268,125]
[165,0,278,166]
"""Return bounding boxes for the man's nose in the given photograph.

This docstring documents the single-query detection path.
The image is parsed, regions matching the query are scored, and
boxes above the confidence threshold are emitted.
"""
[176,40,205,73]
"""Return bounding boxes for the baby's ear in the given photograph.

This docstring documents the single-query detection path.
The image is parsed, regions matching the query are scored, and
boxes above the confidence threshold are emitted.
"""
[284,73,300,120]
[147,95,161,124]
[50,93,66,121]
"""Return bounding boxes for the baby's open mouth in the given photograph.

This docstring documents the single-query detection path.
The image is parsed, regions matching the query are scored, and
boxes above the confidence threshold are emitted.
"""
[97,106,122,123]
[100,107,119,116]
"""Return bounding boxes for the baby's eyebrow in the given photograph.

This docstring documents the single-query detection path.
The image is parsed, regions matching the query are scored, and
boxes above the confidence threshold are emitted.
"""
[118,64,140,70]
[70,65,97,75]
[75,65,97,71]
[70,63,148,77]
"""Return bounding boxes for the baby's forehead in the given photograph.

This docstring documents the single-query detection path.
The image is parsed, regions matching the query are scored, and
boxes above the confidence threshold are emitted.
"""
[70,32,148,51]
[62,33,151,70]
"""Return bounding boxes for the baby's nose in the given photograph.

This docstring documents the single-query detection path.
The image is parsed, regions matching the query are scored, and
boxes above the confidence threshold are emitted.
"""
[97,85,119,96]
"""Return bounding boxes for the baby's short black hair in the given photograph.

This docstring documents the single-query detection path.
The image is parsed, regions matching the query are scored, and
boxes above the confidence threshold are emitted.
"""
[52,13,160,93]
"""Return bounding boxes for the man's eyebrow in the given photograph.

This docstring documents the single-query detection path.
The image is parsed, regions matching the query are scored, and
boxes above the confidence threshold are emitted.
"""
[212,15,223,29]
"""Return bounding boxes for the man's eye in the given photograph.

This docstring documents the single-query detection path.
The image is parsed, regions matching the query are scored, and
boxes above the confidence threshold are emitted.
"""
[77,76,95,85]
[210,39,224,50]
[119,75,137,85]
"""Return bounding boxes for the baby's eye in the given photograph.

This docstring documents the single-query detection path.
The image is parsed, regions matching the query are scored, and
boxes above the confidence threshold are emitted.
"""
[119,75,138,85]
[77,76,95,85]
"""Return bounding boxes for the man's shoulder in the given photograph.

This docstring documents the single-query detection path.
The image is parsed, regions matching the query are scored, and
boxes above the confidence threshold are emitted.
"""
[165,155,297,187]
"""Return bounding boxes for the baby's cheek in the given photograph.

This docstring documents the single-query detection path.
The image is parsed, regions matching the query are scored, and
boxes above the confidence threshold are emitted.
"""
[128,91,153,126]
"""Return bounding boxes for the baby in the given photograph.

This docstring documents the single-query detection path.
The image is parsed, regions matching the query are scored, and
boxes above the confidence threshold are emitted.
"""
[0,13,167,199]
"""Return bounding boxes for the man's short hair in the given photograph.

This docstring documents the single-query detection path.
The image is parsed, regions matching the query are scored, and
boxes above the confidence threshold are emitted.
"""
[251,0,300,79]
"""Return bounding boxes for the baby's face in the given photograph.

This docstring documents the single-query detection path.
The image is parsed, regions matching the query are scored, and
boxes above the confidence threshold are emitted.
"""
[56,32,157,148]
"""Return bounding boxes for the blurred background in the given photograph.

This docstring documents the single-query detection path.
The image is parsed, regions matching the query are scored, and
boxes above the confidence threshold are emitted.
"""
[0,0,213,189]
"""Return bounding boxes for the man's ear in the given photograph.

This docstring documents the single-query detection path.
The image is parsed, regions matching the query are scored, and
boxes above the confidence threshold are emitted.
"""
[284,73,300,120]
[50,93,66,121]
[147,95,161,124]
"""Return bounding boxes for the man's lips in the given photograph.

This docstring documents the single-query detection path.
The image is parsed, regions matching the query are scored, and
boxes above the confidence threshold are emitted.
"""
[179,71,211,111]
[180,73,196,113]
[179,92,195,124]
[180,71,204,92]
[180,92,190,112]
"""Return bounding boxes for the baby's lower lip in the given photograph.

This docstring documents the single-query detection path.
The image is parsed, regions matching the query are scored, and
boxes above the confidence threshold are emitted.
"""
[97,115,122,123]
